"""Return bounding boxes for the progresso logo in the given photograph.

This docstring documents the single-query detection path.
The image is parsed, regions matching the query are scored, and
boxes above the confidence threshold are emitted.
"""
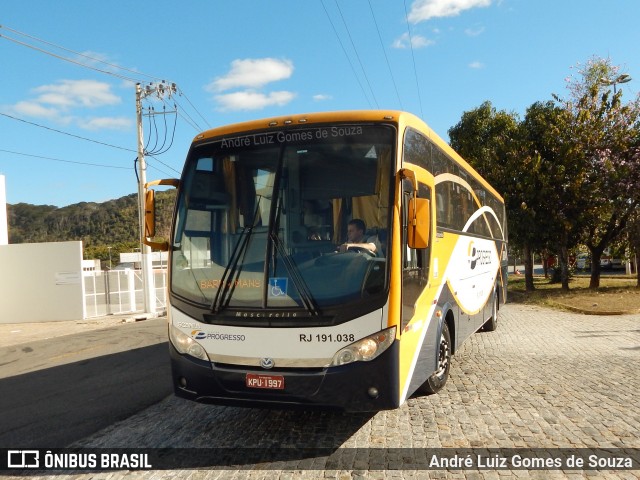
[467,241,493,270]
[191,330,207,340]
[190,330,246,341]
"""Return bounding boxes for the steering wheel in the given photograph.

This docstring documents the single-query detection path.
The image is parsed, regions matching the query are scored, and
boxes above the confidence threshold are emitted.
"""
[346,246,376,257]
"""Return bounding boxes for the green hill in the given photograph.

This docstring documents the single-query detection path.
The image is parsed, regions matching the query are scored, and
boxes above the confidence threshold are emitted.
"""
[6,190,177,264]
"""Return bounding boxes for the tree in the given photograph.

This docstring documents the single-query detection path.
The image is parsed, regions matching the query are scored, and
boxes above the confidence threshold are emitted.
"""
[555,57,640,288]
[448,101,545,291]
[627,209,640,288]
[521,100,585,291]
[449,57,640,292]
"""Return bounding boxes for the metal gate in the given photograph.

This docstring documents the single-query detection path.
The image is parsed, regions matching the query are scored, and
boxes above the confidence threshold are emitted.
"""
[83,268,167,318]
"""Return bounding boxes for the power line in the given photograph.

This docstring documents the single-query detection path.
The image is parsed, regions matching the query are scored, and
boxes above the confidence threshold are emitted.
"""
[368,0,403,109]
[145,156,180,177]
[172,96,205,132]
[134,156,177,183]
[0,112,136,153]
[147,153,181,175]
[334,0,379,108]
[403,0,425,118]
[0,31,139,83]
[146,106,178,156]
[320,0,374,108]
[3,89,183,170]
[0,146,179,180]
[177,87,212,130]
[0,148,131,170]
[0,24,162,83]
[1,24,211,134]
[140,104,181,169]
[144,108,160,154]
[139,83,205,132]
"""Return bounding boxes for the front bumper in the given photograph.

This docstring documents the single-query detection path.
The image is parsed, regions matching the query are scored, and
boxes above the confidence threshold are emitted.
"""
[169,342,400,412]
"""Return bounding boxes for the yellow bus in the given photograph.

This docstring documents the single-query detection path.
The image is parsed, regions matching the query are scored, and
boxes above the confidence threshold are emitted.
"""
[145,110,507,411]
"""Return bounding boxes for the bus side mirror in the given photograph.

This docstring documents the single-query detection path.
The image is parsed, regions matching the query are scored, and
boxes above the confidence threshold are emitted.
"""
[143,178,179,251]
[408,197,430,249]
[144,189,156,238]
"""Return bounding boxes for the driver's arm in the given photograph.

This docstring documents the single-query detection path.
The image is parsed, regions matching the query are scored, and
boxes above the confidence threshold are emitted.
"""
[338,241,377,253]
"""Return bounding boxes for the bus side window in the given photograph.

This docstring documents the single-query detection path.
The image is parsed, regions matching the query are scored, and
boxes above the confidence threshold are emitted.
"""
[401,181,431,331]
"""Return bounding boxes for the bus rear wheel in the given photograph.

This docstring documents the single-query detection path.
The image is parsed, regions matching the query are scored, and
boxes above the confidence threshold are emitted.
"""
[482,290,498,332]
[419,322,451,395]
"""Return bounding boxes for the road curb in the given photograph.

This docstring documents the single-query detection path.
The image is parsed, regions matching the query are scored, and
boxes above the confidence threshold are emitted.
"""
[0,314,166,348]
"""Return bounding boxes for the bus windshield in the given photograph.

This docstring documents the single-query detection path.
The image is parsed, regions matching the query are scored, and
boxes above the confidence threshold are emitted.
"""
[171,124,394,320]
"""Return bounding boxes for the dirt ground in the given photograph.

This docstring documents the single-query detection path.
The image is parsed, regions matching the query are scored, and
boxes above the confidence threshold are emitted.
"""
[508,275,640,314]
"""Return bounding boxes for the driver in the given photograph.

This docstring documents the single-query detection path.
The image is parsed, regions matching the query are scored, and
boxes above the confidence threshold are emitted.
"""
[338,219,380,255]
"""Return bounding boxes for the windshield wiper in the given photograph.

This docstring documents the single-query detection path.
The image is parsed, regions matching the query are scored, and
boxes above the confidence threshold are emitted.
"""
[265,191,320,316]
[269,231,320,316]
[210,196,263,314]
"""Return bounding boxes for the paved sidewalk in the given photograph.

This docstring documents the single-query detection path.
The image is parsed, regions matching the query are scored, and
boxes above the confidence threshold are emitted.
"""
[39,303,639,478]
[0,313,165,348]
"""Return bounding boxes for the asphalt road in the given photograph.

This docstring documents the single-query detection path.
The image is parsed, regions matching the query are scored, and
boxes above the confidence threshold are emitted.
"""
[0,318,171,447]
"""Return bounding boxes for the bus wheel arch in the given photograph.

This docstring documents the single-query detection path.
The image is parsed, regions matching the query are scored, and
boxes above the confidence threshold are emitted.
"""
[418,311,453,395]
[444,309,456,355]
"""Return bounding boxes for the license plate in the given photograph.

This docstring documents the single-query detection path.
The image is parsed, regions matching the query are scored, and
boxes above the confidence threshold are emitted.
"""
[246,373,285,390]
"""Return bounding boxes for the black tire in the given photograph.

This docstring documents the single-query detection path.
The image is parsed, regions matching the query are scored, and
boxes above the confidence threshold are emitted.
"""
[418,321,451,395]
[482,290,499,332]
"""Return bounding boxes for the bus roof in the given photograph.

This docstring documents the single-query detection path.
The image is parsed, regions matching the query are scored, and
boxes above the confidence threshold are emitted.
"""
[192,110,409,142]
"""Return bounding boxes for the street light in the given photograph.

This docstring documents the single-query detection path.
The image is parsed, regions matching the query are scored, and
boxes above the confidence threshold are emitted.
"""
[603,74,632,93]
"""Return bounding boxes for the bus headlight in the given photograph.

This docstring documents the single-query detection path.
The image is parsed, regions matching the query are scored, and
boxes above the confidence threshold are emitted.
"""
[330,326,396,366]
[169,325,209,361]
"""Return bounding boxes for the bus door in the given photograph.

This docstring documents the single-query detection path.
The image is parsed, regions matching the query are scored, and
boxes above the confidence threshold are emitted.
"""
[398,169,440,397]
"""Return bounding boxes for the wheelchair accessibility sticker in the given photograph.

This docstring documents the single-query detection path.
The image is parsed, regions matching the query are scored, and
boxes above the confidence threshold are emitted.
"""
[268,277,288,297]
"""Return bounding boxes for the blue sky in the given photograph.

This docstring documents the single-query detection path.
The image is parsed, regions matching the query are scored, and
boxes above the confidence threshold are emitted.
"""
[2,0,639,207]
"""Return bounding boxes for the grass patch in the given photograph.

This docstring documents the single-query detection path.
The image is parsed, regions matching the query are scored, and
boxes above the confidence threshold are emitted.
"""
[508,275,640,314]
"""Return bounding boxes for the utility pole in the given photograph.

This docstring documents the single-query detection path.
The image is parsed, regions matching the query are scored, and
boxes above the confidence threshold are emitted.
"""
[135,81,176,316]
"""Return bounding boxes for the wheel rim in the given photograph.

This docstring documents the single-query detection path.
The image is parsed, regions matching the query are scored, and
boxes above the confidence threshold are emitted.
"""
[435,330,450,377]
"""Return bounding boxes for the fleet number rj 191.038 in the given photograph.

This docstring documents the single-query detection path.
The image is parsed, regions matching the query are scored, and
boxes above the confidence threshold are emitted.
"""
[299,333,356,343]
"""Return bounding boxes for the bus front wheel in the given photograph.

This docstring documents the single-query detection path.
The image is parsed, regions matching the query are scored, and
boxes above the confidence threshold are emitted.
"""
[419,321,451,395]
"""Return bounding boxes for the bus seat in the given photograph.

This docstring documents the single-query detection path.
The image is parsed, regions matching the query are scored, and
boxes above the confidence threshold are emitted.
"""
[366,227,387,257]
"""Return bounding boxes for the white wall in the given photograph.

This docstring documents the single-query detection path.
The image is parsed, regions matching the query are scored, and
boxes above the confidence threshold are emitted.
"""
[0,241,85,323]
[0,175,8,245]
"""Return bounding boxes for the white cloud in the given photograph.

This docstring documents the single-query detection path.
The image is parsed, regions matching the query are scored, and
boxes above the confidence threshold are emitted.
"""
[313,94,332,101]
[469,61,485,69]
[215,91,296,111]
[11,100,61,120]
[392,32,435,49]
[33,80,121,109]
[408,0,492,23]
[208,58,294,92]
[78,117,132,131]
[5,79,127,131]
[207,57,297,111]
[465,26,485,36]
